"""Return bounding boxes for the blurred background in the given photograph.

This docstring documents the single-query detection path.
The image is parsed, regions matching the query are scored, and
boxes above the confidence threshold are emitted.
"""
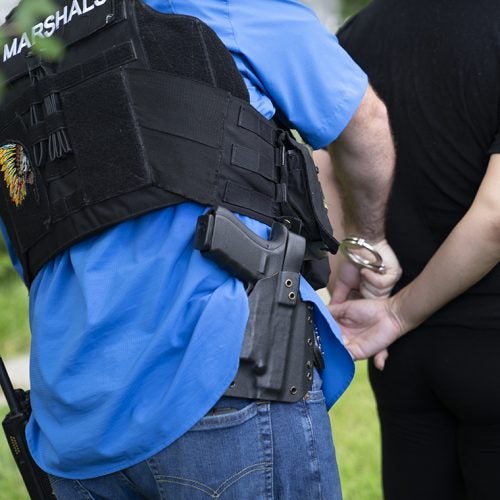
[303,0,370,31]
[0,0,16,21]
[0,0,376,499]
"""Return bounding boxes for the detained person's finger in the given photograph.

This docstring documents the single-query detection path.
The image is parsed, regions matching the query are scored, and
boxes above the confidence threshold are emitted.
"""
[373,349,389,370]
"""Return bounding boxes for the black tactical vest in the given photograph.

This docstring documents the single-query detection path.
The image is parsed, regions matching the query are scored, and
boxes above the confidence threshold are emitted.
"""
[0,0,337,286]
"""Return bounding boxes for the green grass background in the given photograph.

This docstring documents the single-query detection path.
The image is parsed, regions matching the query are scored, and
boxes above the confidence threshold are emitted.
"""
[0,277,382,499]
[331,361,382,500]
[0,278,30,499]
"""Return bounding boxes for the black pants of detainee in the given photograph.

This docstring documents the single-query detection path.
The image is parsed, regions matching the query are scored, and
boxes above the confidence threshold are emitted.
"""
[369,325,500,500]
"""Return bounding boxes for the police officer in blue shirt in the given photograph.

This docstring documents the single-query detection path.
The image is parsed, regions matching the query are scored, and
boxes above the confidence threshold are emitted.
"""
[0,0,398,498]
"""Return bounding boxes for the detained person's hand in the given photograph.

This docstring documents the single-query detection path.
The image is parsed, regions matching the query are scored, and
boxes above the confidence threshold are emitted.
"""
[329,296,405,370]
[328,239,401,368]
[359,238,401,299]
[329,238,401,303]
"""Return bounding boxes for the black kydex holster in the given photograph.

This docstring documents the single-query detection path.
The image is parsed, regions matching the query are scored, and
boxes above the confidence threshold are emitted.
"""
[0,357,55,499]
[195,206,316,402]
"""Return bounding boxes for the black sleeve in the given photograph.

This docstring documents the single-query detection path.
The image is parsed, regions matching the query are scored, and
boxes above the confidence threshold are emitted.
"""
[488,129,500,155]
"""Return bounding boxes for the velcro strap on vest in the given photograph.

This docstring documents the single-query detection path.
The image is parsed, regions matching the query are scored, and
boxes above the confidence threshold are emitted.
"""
[29,111,66,144]
[36,42,138,97]
[237,106,276,145]
[125,67,283,221]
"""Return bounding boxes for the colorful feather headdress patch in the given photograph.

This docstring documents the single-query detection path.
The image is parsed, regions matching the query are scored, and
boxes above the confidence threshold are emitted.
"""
[0,143,34,207]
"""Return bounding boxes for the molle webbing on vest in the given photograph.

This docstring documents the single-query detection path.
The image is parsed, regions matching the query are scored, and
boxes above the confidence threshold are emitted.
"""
[0,0,337,286]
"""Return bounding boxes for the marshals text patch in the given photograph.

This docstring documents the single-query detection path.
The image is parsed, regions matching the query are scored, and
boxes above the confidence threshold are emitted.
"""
[3,0,109,62]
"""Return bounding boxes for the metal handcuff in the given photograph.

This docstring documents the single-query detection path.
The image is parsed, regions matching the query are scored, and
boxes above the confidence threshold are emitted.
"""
[338,236,386,274]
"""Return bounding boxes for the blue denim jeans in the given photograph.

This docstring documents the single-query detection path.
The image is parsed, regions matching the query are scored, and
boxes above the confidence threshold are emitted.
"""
[49,372,342,499]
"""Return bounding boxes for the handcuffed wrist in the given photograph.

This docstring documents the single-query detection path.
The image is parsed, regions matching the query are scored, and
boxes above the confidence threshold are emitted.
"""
[339,236,386,274]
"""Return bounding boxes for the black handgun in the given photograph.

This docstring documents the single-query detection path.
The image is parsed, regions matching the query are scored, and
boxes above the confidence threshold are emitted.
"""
[195,206,316,402]
[0,357,55,499]
[195,206,305,286]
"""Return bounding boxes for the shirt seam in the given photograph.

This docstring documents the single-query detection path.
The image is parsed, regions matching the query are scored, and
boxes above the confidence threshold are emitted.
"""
[225,0,242,59]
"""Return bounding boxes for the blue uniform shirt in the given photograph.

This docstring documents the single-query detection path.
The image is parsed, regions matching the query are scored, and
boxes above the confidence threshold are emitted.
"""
[0,0,367,479]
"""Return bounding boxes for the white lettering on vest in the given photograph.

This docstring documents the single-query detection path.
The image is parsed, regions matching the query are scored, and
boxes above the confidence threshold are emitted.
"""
[31,23,45,41]
[17,33,32,53]
[82,0,95,14]
[3,1,109,63]
[55,6,68,30]
[67,0,83,23]
[3,39,18,62]
[44,15,56,38]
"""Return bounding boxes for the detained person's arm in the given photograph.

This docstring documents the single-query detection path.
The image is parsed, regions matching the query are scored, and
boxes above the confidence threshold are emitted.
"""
[331,153,500,367]
[316,85,401,304]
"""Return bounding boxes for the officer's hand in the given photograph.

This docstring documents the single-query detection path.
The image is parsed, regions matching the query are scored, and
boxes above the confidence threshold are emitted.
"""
[328,256,362,305]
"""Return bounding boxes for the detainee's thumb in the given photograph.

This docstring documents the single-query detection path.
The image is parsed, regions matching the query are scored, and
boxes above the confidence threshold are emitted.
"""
[373,349,389,371]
